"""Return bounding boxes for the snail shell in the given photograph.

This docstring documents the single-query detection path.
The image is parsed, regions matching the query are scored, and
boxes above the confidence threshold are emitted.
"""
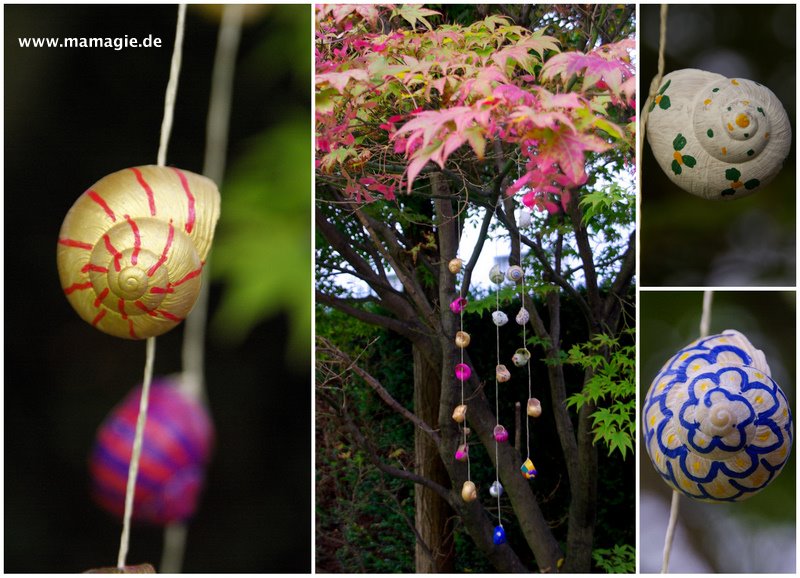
[492,311,509,327]
[642,329,793,502]
[493,525,507,545]
[520,457,537,479]
[455,443,469,462]
[646,69,791,200]
[461,480,478,502]
[527,397,542,417]
[489,264,505,285]
[452,404,468,423]
[57,166,220,339]
[515,307,530,325]
[496,364,511,383]
[489,480,504,498]
[506,265,524,283]
[448,258,463,274]
[493,424,509,443]
[89,377,214,524]
[512,347,531,367]
[455,330,471,348]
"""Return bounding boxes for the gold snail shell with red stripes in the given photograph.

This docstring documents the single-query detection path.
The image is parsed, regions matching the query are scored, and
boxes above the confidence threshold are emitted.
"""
[57,166,221,339]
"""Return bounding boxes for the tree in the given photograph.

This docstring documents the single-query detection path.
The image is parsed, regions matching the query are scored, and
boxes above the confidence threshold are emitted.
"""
[315,5,635,573]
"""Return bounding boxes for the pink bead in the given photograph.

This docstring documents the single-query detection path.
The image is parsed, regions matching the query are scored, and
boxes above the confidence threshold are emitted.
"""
[89,377,214,525]
[449,296,468,314]
[454,363,471,381]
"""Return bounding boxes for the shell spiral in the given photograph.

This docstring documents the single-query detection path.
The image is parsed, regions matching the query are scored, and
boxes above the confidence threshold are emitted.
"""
[646,69,792,200]
[57,166,221,339]
[89,377,214,525]
[642,330,793,502]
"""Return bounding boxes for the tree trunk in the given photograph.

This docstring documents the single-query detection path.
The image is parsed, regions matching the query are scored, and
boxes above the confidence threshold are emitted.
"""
[413,344,455,573]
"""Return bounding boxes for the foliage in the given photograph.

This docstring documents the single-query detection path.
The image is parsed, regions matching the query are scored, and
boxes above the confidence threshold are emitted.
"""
[592,543,636,573]
[565,329,635,458]
[316,4,634,210]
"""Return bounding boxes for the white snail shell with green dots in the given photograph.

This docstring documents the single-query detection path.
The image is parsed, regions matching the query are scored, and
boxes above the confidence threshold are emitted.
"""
[642,330,793,502]
[646,69,791,200]
[57,166,221,339]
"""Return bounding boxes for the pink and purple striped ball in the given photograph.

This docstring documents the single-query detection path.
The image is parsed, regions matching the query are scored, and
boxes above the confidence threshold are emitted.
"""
[89,378,214,525]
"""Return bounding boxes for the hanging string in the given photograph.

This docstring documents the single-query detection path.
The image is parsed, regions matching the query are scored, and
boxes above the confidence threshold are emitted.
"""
[660,289,713,573]
[521,270,533,462]
[117,4,187,570]
[458,206,471,483]
[493,222,502,528]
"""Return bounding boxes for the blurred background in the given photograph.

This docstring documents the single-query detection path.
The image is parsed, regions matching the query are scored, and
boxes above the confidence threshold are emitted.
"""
[639,290,795,573]
[5,4,310,572]
[640,4,796,286]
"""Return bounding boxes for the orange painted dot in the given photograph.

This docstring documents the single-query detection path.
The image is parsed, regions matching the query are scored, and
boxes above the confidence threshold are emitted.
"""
[704,98,712,105]
[736,113,750,128]
[731,79,740,85]
[721,147,727,155]
[727,122,734,131]
[673,151,683,163]
[732,181,743,189]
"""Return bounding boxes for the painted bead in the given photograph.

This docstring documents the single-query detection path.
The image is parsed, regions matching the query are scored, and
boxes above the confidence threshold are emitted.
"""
[489,480,504,498]
[461,480,478,502]
[89,378,214,525]
[493,424,509,443]
[520,457,537,479]
[449,296,468,314]
[506,265,524,283]
[515,307,530,325]
[455,330,471,348]
[642,329,793,502]
[452,404,468,423]
[455,443,469,462]
[512,348,531,367]
[489,264,505,285]
[493,525,507,545]
[496,364,511,383]
[454,363,472,381]
[448,258,463,274]
[492,311,509,326]
[527,397,542,417]
[646,69,791,200]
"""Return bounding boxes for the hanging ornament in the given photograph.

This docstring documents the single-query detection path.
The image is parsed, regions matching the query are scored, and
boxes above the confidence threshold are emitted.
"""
[449,296,468,314]
[454,363,472,381]
[452,404,468,423]
[461,480,478,502]
[646,69,791,200]
[512,348,531,367]
[515,307,530,325]
[493,525,507,545]
[448,258,463,274]
[495,364,511,383]
[492,311,509,326]
[489,264,505,285]
[89,377,214,524]
[517,208,532,227]
[455,330,471,348]
[455,443,469,462]
[527,397,542,417]
[57,166,221,339]
[493,424,509,443]
[520,458,537,480]
[506,265,524,283]
[489,480,504,498]
[642,329,793,501]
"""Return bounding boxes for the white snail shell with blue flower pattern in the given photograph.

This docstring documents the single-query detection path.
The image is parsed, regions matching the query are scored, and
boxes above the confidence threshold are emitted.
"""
[642,329,793,502]
[646,69,791,200]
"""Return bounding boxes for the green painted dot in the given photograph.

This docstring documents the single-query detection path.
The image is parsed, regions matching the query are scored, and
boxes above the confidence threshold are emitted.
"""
[725,167,741,181]
[727,106,732,111]
[707,129,714,137]
[712,87,720,92]
[744,133,749,138]
[747,149,754,156]
[757,106,765,116]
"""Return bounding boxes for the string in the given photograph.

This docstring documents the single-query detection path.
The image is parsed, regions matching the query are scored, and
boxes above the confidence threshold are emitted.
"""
[457,205,470,483]
[493,221,502,527]
[660,289,713,573]
[117,5,187,569]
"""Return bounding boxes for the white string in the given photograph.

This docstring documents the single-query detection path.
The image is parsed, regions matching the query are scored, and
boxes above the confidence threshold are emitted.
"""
[493,226,502,526]
[521,271,532,460]
[117,5,186,569]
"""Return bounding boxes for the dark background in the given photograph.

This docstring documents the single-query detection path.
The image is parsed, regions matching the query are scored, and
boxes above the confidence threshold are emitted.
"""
[640,4,796,286]
[5,4,310,572]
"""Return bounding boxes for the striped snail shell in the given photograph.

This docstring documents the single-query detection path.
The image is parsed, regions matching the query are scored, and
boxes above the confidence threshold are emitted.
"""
[448,258,463,274]
[506,265,524,283]
[646,69,792,200]
[461,480,477,502]
[57,166,221,339]
[89,377,214,524]
[643,330,793,502]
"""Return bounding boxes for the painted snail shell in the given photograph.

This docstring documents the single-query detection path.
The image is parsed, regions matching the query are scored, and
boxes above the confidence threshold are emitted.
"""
[448,258,463,274]
[642,330,793,502]
[461,480,478,502]
[646,69,792,200]
[452,404,468,423]
[515,307,530,325]
[455,331,471,348]
[57,166,221,339]
[496,364,511,383]
[527,397,542,417]
[489,480,504,498]
[492,311,509,326]
[506,265,524,283]
[512,347,531,367]
[489,264,505,285]
[89,377,214,524]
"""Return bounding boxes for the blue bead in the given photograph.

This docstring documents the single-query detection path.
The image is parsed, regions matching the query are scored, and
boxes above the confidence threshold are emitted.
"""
[493,525,506,545]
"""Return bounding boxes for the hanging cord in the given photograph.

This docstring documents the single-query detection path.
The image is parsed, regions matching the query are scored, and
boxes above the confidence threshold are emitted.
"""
[117,4,187,570]
[522,270,532,461]
[456,206,471,483]
[162,5,244,573]
[493,224,502,526]
[660,289,713,573]
[637,4,669,236]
